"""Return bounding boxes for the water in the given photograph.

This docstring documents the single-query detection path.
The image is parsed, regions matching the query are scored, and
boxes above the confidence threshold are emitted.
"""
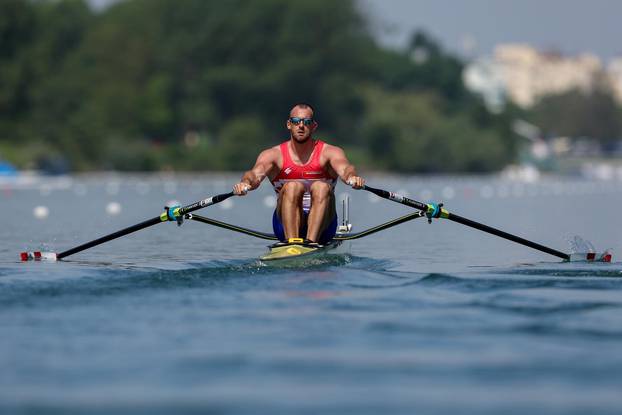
[1,174,622,414]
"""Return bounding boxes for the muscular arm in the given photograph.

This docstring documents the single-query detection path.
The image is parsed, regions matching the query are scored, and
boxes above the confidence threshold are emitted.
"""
[234,148,278,195]
[325,144,365,188]
[326,145,358,183]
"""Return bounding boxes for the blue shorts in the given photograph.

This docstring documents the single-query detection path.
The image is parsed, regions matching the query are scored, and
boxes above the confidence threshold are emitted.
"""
[272,210,338,244]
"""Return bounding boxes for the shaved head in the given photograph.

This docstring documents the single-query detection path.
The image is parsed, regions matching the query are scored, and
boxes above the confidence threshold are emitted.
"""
[289,103,315,118]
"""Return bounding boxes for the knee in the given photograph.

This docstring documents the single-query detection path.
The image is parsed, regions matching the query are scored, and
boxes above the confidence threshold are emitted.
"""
[281,181,305,202]
[310,181,332,202]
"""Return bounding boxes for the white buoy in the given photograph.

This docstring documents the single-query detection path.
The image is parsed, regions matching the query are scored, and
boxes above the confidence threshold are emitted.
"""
[219,198,234,210]
[106,202,122,216]
[480,185,494,199]
[441,186,455,200]
[33,206,49,219]
[263,195,277,208]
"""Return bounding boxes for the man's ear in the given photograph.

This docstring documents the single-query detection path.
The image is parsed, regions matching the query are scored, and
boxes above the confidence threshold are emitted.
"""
[311,120,318,132]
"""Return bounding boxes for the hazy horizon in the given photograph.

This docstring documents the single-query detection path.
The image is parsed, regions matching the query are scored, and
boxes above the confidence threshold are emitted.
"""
[360,0,622,62]
[88,0,622,62]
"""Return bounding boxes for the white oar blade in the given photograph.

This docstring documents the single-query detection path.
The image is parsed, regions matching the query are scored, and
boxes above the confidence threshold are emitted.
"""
[568,251,612,263]
[20,251,58,261]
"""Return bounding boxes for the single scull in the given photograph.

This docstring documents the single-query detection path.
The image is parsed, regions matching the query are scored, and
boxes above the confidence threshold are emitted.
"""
[19,184,612,263]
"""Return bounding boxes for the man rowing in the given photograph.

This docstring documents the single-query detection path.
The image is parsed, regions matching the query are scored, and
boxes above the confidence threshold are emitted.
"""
[232,103,365,246]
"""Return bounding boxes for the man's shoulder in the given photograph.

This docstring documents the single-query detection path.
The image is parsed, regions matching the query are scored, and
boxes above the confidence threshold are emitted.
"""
[257,145,282,163]
[319,141,345,156]
[262,144,281,155]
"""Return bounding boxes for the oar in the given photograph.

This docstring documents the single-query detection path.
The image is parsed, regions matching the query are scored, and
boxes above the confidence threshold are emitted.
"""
[360,185,570,260]
[20,191,235,261]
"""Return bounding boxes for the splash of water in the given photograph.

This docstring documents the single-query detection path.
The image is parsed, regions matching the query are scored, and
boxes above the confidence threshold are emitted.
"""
[567,235,595,254]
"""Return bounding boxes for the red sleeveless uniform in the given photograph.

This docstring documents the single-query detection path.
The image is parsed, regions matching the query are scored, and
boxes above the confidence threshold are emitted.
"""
[270,139,337,212]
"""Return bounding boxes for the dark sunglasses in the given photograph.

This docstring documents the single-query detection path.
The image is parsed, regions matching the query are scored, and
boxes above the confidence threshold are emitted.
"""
[289,117,314,126]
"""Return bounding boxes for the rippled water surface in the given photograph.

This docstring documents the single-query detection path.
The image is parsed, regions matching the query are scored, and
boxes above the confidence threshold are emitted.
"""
[1,174,622,414]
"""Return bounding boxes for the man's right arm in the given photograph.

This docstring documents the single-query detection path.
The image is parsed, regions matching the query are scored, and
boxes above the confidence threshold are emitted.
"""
[233,148,277,195]
[325,145,365,189]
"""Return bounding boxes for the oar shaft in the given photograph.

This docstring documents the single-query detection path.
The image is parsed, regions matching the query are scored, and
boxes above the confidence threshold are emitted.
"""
[178,192,235,216]
[57,191,234,260]
[447,213,569,260]
[362,185,570,261]
[58,217,161,259]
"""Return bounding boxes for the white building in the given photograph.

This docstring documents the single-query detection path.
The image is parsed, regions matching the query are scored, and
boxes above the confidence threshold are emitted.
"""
[463,57,506,113]
[607,57,622,105]
[464,44,618,110]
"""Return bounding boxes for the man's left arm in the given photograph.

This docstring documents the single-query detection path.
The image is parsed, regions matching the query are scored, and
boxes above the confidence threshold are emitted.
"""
[327,146,365,189]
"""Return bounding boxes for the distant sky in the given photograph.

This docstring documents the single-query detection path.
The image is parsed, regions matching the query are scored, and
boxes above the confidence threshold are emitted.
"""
[88,0,114,10]
[88,0,622,62]
[359,0,622,62]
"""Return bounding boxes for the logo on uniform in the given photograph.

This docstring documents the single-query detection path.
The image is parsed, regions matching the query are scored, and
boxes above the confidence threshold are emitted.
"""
[284,167,293,175]
[303,171,323,177]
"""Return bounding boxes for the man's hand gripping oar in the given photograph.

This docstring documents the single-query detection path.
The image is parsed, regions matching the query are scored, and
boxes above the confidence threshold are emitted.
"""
[20,191,235,261]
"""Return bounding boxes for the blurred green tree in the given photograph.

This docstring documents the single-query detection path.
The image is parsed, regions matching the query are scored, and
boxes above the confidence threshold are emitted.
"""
[531,88,622,148]
[0,0,518,173]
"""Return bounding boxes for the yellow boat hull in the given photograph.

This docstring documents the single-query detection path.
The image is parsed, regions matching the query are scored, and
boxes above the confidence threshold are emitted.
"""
[259,241,341,262]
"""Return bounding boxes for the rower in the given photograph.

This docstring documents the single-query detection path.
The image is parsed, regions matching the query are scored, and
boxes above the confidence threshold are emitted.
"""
[232,103,365,246]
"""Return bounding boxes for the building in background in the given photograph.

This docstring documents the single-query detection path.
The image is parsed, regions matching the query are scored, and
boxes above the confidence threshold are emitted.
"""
[464,44,622,111]
[466,44,622,179]
[607,57,622,105]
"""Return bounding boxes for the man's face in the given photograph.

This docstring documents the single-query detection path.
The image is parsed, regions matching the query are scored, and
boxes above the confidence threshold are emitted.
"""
[287,107,316,143]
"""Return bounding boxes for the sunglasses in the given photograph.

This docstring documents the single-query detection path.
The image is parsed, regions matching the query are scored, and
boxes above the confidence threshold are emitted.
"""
[289,117,314,126]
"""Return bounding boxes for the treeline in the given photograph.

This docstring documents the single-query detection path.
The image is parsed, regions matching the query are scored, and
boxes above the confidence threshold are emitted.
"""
[0,0,517,173]
[529,88,622,150]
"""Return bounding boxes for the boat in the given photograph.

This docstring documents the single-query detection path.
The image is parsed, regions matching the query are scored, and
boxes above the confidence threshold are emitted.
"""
[185,196,430,264]
[0,160,17,176]
[257,197,351,262]
[19,184,613,264]
[259,239,343,263]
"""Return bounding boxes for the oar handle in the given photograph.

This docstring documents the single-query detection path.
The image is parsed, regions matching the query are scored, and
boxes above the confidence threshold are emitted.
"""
[363,185,427,211]
[179,191,235,215]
